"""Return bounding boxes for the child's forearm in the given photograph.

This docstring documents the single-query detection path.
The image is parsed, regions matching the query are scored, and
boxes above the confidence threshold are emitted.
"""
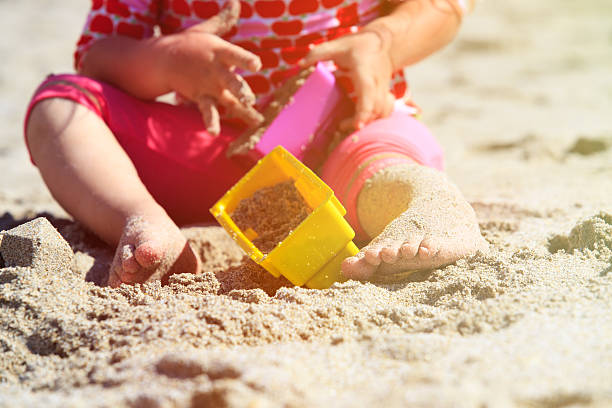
[363,0,466,71]
[78,14,263,132]
[78,36,172,100]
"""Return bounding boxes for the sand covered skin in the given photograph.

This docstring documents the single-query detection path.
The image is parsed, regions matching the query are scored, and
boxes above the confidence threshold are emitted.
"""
[2,0,612,407]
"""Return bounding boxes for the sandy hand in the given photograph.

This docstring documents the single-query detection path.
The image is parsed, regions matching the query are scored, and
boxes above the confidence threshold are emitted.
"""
[107,216,200,287]
[159,0,263,135]
[301,27,396,131]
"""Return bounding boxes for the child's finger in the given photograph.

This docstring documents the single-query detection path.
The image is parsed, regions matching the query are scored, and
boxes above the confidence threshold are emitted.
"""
[216,0,241,30]
[353,73,377,129]
[382,91,395,118]
[369,83,392,121]
[197,96,221,136]
[191,0,240,36]
[217,68,256,106]
[339,117,357,133]
[217,44,262,72]
[300,42,339,67]
[218,90,264,127]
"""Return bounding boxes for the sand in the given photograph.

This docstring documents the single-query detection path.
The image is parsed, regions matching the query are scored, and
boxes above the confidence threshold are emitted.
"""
[232,180,311,253]
[1,0,612,407]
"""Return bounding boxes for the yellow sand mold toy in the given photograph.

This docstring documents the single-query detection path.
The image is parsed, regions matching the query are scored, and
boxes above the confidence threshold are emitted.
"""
[210,146,359,289]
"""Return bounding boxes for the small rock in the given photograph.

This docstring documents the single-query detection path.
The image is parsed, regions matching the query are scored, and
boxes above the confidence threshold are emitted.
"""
[0,217,73,271]
[567,136,611,155]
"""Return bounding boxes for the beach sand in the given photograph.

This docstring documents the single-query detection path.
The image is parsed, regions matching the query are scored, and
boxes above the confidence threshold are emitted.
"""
[1,1,612,407]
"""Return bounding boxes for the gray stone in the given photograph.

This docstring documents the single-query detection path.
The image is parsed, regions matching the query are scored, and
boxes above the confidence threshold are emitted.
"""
[0,217,73,271]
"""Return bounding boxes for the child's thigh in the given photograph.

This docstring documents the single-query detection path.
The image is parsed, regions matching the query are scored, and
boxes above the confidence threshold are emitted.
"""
[25,74,248,225]
[321,108,445,196]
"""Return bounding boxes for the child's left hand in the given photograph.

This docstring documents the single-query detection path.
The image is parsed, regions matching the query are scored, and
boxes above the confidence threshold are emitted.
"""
[301,28,396,131]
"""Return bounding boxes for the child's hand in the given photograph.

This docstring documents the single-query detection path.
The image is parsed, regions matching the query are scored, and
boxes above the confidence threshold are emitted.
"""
[160,0,263,135]
[301,28,396,131]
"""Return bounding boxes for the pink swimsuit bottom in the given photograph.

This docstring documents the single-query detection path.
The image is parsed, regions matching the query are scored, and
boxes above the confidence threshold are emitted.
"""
[24,74,444,241]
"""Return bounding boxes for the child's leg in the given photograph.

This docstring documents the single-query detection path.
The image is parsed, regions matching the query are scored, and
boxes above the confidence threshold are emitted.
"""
[26,98,200,286]
[347,162,487,279]
[24,73,254,286]
[321,108,487,280]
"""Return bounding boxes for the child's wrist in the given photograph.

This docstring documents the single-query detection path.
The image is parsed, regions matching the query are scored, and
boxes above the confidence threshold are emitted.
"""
[361,25,393,50]
[360,23,396,70]
[151,35,179,92]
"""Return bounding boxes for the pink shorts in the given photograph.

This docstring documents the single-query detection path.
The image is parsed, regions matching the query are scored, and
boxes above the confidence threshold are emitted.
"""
[24,74,444,238]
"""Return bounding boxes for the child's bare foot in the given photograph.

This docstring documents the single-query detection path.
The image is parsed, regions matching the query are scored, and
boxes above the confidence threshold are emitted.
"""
[25,99,200,288]
[342,164,488,281]
[107,215,200,287]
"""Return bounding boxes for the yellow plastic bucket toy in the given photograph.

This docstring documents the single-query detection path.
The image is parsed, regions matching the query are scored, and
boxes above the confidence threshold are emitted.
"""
[210,146,359,289]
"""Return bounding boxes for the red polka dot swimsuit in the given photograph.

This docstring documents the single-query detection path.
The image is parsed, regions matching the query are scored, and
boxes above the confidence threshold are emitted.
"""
[76,0,409,112]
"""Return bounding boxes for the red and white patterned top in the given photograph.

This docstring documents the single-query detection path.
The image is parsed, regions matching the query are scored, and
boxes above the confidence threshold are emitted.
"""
[76,0,413,108]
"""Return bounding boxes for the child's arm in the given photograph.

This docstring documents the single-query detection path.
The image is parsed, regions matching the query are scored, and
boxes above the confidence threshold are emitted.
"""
[364,0,472,69]
[78,0,262,135]
[302,0,472,129]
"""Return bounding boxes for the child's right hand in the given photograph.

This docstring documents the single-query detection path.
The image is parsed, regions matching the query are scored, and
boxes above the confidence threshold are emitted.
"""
[158,0,263,135]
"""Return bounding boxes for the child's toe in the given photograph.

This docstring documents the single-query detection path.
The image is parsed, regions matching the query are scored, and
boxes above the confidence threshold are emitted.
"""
[417,239,439,260]
[107,266,122,288]
[122,257,140,275]
[364,246,383,266]
[120,244,141,274]
[341,256,359,275]
[380,244,401,263]
[342,255,377,280]
[400,240,420,258]
[134,241,164,269]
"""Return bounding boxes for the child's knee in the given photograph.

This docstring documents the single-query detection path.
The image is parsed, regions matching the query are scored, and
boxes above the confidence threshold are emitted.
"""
[320,111,445,241]
[26,98,83,144]
[25,99,55,149]
[356,163,416,238]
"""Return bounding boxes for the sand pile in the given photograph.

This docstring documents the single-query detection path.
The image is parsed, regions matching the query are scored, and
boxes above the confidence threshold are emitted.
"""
[2,0,612,406]
[548,212,612,259]
[1,206,611,406]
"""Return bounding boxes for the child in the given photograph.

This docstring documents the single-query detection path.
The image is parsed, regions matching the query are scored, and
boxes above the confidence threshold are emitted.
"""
[24,0,486,287]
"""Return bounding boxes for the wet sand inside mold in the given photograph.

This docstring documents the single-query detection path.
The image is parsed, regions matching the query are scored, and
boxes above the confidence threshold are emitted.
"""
[211,180,313,295]
[230,180,312,254]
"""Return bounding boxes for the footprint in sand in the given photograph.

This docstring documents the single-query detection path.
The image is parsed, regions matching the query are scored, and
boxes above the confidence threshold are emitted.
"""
[471,201,551,245]
[473,133,560,161]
